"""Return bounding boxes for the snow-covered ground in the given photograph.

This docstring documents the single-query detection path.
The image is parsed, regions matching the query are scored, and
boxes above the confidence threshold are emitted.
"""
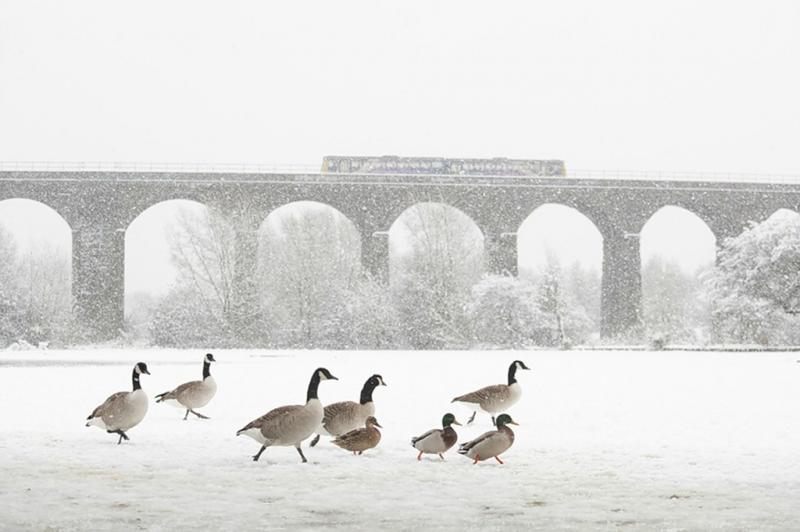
[1,349,799,531]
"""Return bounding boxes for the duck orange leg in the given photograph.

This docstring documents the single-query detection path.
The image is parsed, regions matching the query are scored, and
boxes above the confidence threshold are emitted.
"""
[417,451,423,461]
[473,454,480,465]
[494,456,504,464]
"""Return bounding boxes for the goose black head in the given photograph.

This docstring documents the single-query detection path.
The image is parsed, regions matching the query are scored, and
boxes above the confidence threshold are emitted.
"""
[205,353,216,363]
[512,360,530,371]
[442,413,461,427]
[135,362,151,375]
[495,413,519,428]
[316,368,338,381]
[369,374,387,387]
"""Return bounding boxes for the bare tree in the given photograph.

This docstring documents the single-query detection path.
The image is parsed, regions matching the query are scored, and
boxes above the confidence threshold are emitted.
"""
[258,204,360,347]
[166,207,236,325]
[146,206,237,346]
[0,225,72,345]
[392,203,483,348]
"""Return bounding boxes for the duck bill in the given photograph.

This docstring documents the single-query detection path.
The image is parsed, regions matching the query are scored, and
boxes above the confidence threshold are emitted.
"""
[452,420,463,426]
[508,421,520,426]
[373,422,383,428]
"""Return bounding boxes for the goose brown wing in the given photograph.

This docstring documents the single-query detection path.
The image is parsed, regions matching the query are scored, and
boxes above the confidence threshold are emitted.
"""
[88,391,127,418]
[322,401,360,433]
[156,380,198,402]
[238,405,305,439]
[452,384,508,404]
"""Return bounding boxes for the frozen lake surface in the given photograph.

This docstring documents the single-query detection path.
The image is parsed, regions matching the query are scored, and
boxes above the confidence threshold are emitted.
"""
[1,349,799,531]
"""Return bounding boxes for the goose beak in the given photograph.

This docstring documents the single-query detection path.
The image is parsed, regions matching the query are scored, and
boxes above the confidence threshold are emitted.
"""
[380,379,387,386]
[143,368,151,375]
[329,375,339,381]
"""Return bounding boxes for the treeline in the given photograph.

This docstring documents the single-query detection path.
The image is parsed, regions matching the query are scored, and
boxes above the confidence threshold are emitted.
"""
[2,206,800,349]
[0,225,72,346]
[139,204,602,349]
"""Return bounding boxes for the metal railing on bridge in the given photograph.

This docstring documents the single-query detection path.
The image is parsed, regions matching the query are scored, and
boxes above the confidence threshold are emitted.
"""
[1,161,799,184]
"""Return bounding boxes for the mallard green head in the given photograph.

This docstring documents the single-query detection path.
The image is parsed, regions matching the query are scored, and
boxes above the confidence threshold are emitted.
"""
[442,413,462,427]
[495,414,519,428]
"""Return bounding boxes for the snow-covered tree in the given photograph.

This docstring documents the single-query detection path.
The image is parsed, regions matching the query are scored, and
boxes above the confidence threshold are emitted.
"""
[14,244,72,344]
[530,261,595,346]
[167,207,236,324]
[147,207,236,345]
[258,205,360,348]
[466,275,544,348]
[0,225,20,344]
[0,224,72,346]
[705,210,800,345]
[562,261,601,330]
[392,204,483,348]
[149,286,229,347]
[320,275,401,349]
[642,256,711,345]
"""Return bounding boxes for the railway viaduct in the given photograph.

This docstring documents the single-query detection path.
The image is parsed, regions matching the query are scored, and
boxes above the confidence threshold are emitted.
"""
[2,156,798,341]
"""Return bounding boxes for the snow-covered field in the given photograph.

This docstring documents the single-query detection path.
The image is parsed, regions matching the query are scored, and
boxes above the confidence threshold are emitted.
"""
[1,349,799,531]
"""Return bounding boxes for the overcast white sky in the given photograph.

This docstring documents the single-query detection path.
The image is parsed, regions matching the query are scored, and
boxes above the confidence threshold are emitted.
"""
[1,1,799,172]
[0,1,796,294]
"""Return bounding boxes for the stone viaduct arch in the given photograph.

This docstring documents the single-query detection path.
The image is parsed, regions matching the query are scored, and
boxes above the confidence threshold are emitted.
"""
[2,166,799,342]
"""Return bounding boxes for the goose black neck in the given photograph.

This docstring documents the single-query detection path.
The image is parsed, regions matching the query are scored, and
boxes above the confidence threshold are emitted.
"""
[508,363,518,385]
[132,368,141,391]
[360,379,378,405]
[203,361,211,380]
[307,373,321,402]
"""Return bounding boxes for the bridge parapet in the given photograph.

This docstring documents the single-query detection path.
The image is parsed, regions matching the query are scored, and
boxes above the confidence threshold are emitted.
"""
[3,162,800,185]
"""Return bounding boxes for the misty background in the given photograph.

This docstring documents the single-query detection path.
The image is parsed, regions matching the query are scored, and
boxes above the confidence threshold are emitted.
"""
[1,1,799,349]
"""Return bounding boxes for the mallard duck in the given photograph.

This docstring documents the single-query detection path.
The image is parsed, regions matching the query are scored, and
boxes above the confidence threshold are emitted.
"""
[458,413,518,464]
[411,413,461,461]
[310,374,386,447]
[85,362,151,444]
[236,368,337,463]
[331,416,382,455]
[452,360,530,425]
[155,353,217,420]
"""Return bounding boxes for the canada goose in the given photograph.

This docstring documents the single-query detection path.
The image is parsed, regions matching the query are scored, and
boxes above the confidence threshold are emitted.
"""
[331,416,382,455]
[411,413,461,461]
[236,367,337,463]
[155,353,217,420]
[452,360,530,425]
[85,362,151,444]
[458,413,518,464]
[309,374,387,447]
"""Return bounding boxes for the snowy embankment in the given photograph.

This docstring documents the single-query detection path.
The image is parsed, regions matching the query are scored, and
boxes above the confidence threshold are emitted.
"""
[1,349,799,531]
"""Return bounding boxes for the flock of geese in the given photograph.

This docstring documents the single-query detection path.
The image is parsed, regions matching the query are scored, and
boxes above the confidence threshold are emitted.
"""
[85,356,530,464]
